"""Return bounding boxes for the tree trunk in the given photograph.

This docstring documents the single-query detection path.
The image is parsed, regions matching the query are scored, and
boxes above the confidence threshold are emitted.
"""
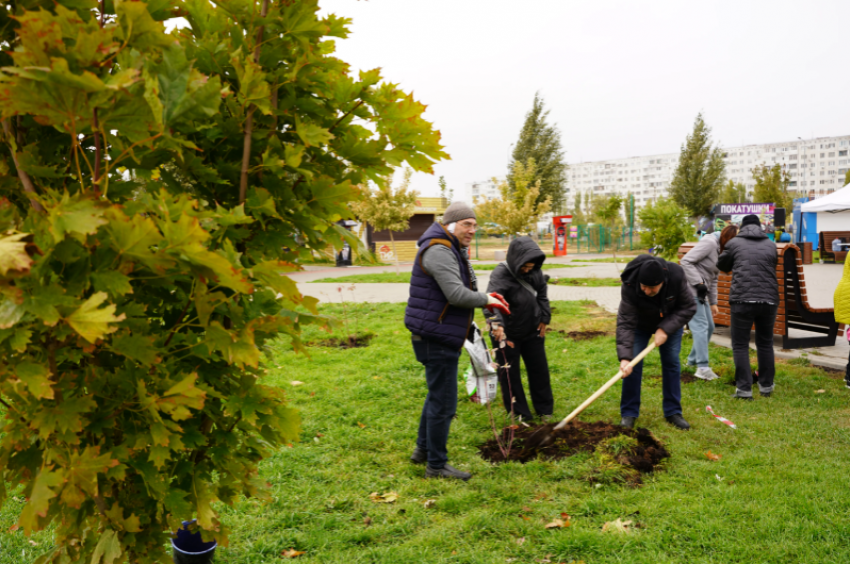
[389,230,400,275]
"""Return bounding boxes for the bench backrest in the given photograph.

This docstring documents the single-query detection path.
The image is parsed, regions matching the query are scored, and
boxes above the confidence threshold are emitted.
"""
[820,231,850,253]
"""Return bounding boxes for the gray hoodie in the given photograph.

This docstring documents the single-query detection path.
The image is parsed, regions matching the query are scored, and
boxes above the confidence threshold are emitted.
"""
[680,232,721,305]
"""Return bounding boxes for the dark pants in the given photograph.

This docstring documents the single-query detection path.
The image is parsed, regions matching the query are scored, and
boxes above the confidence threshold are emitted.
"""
[490,334,553,420]
[413,337,461,469]
[620,327,683,418]
[730,302,778,396]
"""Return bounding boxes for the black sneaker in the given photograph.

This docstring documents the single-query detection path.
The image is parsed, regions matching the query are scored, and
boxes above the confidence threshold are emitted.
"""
[410,446,427,465]
[760,392,772,398]
[732,393,754,401]
[620,416,637,429]
[665,414,690,430]
[425,464,471,481]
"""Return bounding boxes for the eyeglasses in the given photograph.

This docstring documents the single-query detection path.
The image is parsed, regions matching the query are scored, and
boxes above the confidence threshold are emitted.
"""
[458,221,477,230]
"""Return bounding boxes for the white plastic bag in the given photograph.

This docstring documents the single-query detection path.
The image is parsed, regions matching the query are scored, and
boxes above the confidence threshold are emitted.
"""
[463,323,499,405]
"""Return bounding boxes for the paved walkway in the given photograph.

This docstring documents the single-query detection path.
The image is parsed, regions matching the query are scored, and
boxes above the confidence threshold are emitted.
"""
[296,259,847,371]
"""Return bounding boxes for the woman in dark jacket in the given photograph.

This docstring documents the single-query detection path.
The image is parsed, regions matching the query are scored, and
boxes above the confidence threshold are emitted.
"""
[716,214,779,399]
[485,237,553,422]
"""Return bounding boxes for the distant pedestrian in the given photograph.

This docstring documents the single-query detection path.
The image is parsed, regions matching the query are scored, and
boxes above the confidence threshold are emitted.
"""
[405,202,510,481]
[617,255,697,430]
[680,225,739,380]
[833,256,850,388]
[485,236,553,423]
[717,214,779,399]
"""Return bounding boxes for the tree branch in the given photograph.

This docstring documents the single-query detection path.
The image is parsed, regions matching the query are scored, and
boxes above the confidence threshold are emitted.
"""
[163,296,193,348]
[93,109,102,189]
[2,120,44,213]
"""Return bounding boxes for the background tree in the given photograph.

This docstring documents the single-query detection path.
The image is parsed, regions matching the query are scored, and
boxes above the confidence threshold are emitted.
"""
[590,194,625,227]
[752,164,795,211]
[571,189,587,224]
[719,180,750,203]
[508,93,568,212]
[476,159,552,240]
[353,168,418,273]
[669,113,726,224]
[638,198,696,260]
[438,175,453,203]
[845,169,850,186]
[0,2,447,563]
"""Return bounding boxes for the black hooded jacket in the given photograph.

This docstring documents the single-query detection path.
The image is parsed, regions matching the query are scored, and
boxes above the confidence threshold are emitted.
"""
[484,237,551,339]
[616,254,696,361]
[716,223,779,303]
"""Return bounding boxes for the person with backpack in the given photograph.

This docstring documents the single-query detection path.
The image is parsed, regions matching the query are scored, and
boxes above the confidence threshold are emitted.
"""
[716,214,779,399]
[484,236,553,423]
[680,225,739,380]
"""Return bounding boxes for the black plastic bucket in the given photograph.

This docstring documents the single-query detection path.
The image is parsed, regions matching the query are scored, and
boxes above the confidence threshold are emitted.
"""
[172,520,216,564]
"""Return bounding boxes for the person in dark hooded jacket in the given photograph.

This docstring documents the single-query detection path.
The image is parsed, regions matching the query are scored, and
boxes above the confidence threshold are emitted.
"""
[617,254,696,430]
[716,214,779,400]
[484,237,553,422]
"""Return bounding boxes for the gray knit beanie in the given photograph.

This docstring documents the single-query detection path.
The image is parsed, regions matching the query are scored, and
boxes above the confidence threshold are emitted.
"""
[442,201,476,224]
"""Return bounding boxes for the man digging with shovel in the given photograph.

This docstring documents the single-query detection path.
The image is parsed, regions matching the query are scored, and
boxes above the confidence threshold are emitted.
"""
[617,255,696,430]
[405,202,510,481]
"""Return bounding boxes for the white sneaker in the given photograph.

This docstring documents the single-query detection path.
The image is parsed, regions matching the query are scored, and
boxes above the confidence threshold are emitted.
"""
[694,367,719,381]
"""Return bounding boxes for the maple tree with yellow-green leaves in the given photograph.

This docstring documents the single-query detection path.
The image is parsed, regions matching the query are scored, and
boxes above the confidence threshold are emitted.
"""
[475,158,551,239]
[0,1,447,562]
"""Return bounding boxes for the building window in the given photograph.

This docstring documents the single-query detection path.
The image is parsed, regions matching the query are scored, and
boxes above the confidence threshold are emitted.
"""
[840,150,848,157]
[789,164,797,169]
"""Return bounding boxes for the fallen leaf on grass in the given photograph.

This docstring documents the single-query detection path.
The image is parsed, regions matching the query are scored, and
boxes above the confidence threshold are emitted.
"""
[363,516,372,526]
[423,499,436,509]
[715,474,724,481]
[516,537,525,546]
[291,381,304,386]
[373,376,382,380]
[705,450,722,461]
[282,549,305,558]
[357,422,366,428]
[522,506,533,512]
[816,389,826,394]
[601,518,633,533]
[545,513,570,529]
[369,492,398,503]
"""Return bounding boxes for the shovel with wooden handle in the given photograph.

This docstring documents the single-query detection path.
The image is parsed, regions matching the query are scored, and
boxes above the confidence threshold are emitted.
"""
[525,342,657,449]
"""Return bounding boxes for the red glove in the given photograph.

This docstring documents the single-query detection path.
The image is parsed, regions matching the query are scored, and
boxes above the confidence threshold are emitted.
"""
[485,292,510,315]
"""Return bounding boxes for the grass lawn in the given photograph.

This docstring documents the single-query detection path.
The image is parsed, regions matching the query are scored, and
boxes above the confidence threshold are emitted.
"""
[3,302,850,563]
[313,267,580,284]
[548,278,622,287]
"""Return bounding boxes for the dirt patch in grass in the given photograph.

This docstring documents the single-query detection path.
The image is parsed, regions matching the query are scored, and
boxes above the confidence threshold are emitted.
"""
[814,365,845,379]
[555,329,612,341]
[648,371,698,384]
[478,421,669,483]
[311,333,375,349]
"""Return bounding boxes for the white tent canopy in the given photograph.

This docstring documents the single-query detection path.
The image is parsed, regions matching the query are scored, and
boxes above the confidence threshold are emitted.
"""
[801,183,850,213]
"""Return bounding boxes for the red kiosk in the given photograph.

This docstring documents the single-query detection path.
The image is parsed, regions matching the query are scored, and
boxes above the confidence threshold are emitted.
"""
[552,215,572,256]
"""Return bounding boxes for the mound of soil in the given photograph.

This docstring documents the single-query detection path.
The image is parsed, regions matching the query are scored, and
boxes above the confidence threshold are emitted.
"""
[311,333,374,349]
[555,330,611,341]
[478,420,669,475]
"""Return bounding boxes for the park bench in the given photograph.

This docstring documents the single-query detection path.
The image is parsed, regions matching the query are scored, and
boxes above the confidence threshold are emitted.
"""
[818,230,850,263]
[677,242,841,349]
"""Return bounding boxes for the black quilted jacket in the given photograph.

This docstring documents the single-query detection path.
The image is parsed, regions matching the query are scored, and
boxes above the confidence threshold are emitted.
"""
[716,224,779,303]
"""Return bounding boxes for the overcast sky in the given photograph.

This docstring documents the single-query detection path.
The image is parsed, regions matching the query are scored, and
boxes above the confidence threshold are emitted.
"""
[318,0,850,198]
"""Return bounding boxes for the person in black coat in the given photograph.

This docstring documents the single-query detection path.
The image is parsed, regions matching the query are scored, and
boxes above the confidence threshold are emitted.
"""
[484,237,553,422]
[716,214,779,400]
[617,254,697,430]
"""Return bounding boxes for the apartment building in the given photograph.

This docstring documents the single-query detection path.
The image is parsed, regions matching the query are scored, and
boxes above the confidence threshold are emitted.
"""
[462,177,504,205]
[565,134,850,209]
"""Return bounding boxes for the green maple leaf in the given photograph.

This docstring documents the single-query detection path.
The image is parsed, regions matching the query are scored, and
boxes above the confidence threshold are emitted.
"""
[30,396,95,440]
[192,473,219,531]
[66,292,126,343]
[46,192,108,243]
[205,322,260,367]
[90,528,123,564]
[16,361,54,399]
[163,488,194,524]
[111,333,158,365]
[295,115,333,147]
[148,445,171,469]
[0,232,33,276]
[106,212,170,271]
[0,298,25,329]
[9,327,32,352]
[61,446,119,510]
[24,284,74,327]
[177,244,253,294]
[19,467,64,535]
[252,261,299,297]
[92,271,134,298]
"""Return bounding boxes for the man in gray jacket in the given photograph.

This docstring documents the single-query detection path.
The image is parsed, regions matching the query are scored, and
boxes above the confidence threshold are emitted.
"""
[405,202,509,481]
[717,214,779,399]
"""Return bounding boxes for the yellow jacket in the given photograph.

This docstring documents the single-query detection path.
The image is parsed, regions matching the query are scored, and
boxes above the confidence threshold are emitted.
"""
[834,258,850,324]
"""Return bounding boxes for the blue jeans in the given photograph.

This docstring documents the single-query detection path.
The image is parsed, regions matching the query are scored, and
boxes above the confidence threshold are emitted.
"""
[687,297,715,368]
[413,337,461,468]
[620,327,684,418]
